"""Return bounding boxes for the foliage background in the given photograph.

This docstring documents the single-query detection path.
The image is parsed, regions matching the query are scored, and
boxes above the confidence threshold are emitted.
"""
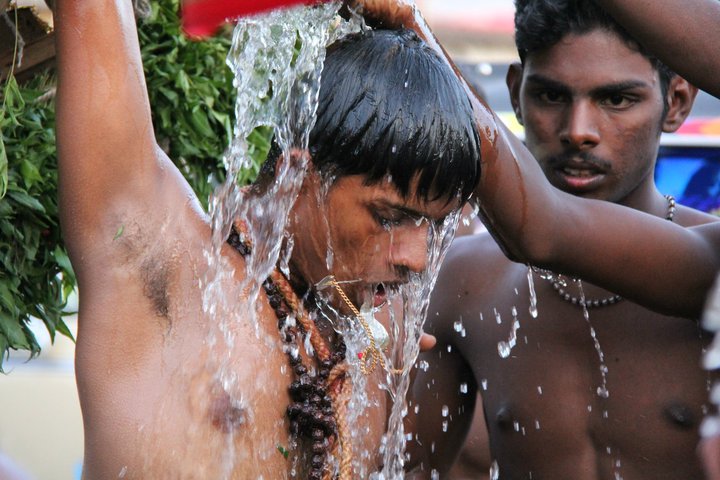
[0,0,267,369]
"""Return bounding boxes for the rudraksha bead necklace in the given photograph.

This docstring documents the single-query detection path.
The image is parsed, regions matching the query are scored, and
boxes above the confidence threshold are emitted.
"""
[227,222,354,480]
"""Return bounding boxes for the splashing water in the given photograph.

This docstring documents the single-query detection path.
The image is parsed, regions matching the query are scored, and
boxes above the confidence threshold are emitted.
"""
[490,460,500,480]
[577,280,610,399]
[371,210,462,479]
[185,3,366,476]
[527,265,538,318]
[498,306,520,358]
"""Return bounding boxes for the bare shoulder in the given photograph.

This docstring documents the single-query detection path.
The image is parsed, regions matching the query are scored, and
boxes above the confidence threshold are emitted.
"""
[440,232,518,288]
[677,203,720,227]
[429,232,518,335]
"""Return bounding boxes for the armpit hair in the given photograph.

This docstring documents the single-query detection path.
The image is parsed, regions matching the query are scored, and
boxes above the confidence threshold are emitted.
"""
[140,255,171,320]
[113,218,174,325]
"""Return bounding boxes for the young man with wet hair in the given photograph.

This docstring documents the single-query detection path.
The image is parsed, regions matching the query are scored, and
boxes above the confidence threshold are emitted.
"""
[397,0,720,478]
[55,1,478,477]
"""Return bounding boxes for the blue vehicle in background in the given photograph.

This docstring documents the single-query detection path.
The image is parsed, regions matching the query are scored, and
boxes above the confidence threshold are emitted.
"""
[657,143,720,216]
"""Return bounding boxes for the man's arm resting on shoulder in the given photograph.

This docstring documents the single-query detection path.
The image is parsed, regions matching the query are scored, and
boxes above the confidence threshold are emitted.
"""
[352,0,720,319]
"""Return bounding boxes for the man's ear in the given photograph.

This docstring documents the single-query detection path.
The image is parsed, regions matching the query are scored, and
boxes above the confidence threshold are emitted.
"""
[506,62,525,126]
[663,76,698,133]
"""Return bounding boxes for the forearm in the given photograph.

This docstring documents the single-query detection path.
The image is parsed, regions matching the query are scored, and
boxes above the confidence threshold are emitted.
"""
[597,0,720,99]
[55,0,157,198]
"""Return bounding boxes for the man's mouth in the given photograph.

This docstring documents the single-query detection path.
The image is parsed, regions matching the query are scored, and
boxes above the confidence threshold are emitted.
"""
[555,164,606,191]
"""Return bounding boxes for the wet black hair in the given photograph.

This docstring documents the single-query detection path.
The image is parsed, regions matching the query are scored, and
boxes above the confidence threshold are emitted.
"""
[514,0,675,101]
[262,28,480,203]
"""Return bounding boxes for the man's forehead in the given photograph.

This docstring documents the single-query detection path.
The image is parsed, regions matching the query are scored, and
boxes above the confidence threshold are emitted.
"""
[523,30,659,89]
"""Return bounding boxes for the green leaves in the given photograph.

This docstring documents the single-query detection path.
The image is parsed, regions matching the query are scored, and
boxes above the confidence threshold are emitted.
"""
[0,0,271,368]
[0,70,70,370]
[139,0,237,207]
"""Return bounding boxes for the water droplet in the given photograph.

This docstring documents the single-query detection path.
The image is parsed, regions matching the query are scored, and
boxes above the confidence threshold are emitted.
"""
[460,382,468,394]
[490,460,500,480]
[414,405,420,414]
[453,320,464,332]
[537,386,543,395]
[431,469,440,480]
[441,405,449,417]
[534,420,540,429]
[442,421,448,432]
[527,266,539,318]
[498,342,511,358]
[447,344,453,353]
[513,421,520,432]
[418,360,429,371]
[481,379,488,390]
[597,386,609,398]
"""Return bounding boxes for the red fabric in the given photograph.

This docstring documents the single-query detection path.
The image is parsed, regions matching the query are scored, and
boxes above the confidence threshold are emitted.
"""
[181,0,325,37]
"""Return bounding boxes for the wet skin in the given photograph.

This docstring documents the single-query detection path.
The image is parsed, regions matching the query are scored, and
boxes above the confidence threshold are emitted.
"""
[407,29,720,479]
[55,0,460,477]
[288,172,459,312]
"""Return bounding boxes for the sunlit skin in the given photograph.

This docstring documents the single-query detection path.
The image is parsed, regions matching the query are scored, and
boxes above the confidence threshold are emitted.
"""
[54,0,461,476]
[407,29,720,480]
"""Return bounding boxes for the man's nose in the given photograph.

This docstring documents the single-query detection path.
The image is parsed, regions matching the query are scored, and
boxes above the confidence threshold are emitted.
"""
[390,224,429,274]
[560,101,600,149]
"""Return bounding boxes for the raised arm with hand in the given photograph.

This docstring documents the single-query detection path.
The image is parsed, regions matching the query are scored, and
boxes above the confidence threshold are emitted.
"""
[596,0,720,99]
[55,0,203,277]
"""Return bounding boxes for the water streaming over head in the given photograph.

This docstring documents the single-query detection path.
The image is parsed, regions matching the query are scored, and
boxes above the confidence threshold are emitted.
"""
[183,4,366,476]
[372,210,461,479]
[181,3,473,477]
[205,2,357,316]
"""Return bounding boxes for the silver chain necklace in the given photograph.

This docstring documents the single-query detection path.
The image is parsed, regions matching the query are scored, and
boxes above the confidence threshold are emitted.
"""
[542,195,676,309]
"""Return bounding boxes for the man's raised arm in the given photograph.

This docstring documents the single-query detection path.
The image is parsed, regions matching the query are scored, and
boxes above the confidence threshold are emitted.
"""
[55,0,172,268]
[597,0,720,100]
[353,0,720,319]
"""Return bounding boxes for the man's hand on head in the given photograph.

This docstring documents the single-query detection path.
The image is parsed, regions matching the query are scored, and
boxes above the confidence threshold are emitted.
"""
[342,0,415,30]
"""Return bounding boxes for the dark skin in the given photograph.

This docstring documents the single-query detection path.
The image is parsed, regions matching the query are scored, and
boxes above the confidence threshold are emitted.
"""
[596,0,720,100]
[591,3,720,477]
[415,30,719,480]
[357,5,720,479]
[356,0,720,321]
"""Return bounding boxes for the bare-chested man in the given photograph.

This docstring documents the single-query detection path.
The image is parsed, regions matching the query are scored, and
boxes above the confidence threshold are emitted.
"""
[403,0,720,478]
[54,0,482,477]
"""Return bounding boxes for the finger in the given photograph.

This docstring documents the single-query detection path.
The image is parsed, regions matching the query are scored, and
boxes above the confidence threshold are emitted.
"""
[419,333,437,352]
